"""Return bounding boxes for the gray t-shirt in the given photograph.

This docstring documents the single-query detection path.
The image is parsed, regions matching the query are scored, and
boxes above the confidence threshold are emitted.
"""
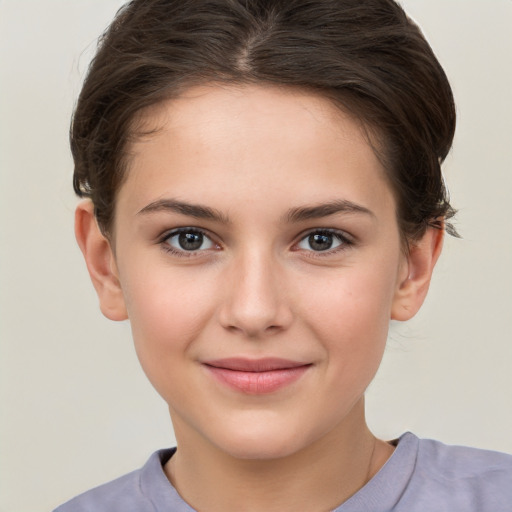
[54,432,512,511]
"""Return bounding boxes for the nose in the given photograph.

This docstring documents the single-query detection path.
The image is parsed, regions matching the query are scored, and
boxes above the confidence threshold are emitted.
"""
[218,249,293,338]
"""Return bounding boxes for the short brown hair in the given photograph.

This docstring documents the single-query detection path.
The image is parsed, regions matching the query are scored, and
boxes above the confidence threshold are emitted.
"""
[71,0,457,240]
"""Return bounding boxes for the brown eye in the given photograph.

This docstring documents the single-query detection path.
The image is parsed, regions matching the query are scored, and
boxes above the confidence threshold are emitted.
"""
[165,229,215,252]
[179,232,204,250]
[308,233,335,251]
[297,230,348,252]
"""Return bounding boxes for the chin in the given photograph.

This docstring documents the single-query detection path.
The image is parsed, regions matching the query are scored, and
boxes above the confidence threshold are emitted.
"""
[208,417,322,461]
[220,437,304,461]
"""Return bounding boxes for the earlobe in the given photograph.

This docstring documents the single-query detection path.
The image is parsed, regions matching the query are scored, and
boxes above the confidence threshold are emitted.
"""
[391,226,444,321]
[75,200,128,321]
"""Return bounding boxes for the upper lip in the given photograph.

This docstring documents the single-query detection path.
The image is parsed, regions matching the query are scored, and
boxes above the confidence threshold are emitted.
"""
[203,358,311,372]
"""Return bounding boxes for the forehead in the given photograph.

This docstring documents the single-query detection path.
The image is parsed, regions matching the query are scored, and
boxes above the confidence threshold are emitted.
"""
[119,84,395,222]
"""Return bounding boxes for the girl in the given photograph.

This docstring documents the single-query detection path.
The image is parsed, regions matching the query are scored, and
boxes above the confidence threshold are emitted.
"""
[54,0,512,510]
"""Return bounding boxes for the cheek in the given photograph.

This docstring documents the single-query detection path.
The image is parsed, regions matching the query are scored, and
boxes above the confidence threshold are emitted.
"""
[120,264,218,394]
[299,265,397,374]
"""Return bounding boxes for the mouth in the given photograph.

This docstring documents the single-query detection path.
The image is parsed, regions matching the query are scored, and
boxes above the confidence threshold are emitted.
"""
[202,358,312,394]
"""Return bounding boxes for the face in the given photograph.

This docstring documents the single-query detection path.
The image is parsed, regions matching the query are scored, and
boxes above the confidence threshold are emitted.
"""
[109,84,410,459]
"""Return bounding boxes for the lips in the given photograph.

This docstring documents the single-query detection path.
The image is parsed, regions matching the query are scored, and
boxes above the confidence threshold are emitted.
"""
[202,358,311,394]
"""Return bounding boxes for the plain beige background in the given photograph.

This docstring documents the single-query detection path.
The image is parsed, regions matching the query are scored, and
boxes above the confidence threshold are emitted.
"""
[1,1,511,510]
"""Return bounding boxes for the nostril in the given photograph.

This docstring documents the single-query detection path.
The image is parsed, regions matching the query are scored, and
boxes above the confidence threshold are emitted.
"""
[223,322,282,338]
[217,265,293,336]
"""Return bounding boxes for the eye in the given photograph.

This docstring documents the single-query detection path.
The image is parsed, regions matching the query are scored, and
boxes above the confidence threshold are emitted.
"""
[163,228,216,253]
[296,230,349,252]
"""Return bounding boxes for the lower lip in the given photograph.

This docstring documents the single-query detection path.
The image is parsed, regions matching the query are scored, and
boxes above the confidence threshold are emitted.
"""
[204,365,310,394]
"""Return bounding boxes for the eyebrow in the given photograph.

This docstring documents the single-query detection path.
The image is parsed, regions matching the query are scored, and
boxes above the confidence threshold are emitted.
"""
[137,199,231,224]
[137,198,374,224]
[285,199,375,223]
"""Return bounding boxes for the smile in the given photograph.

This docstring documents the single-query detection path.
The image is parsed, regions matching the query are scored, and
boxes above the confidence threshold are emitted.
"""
[202,358,312,394]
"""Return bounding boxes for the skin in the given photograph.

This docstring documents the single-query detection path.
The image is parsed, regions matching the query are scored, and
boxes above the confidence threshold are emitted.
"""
[76,84,443,512]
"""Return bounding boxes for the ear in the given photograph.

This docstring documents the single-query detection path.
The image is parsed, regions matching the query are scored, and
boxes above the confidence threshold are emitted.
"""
[75,200,128,321]
[391,226,444,321]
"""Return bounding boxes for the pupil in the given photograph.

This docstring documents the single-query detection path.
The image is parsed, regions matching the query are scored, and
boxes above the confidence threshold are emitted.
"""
[179,232,203,250]
[309,233,333,251]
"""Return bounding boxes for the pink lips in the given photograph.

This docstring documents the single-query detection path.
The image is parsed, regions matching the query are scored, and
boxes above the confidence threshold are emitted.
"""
[203,358,311,394]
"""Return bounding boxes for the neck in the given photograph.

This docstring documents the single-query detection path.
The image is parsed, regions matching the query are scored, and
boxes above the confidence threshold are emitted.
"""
[164,399,394,512]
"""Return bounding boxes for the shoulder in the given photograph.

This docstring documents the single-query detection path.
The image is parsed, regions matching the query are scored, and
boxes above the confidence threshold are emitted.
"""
[401,433,512,512]
[415,434,512,483]
[53,449,176,512]
[53,470,144,512]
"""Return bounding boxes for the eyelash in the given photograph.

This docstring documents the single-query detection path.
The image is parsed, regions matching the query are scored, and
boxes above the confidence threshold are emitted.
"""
[159,227,218,258]
[294,229,354,258]
[157,227,354,258]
